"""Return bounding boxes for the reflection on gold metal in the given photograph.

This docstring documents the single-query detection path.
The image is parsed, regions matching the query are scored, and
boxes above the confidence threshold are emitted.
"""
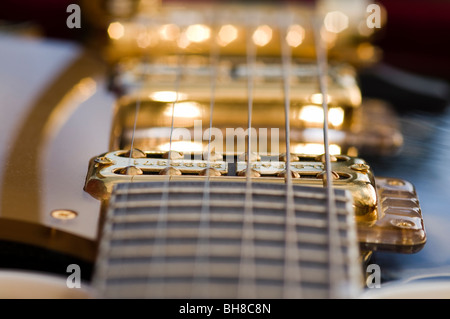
[149,91,187,102]
[299,105,323,123]
[252,25,272,47]
[109,61,404,157]
[157,141,204,153]
[136,28,158,49]
[108,22,125,40]
[163,102,201,118]
[159,166,182,175]
[163,150,184,160]
[217,24,238,47]
[177,32,191,49]
[324,11,349,33]
[292,143,341,155]
[357,42,376,61]
[286,24,305,48]
[158,24,180,41]
[50,209,78,220]
[185,24,211,43]
[310,93,332,105]
[298,105,344,127]
[329,107,345,126]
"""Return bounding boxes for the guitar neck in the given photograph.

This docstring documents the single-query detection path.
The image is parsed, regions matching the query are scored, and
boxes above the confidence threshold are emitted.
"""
[93,180,362,298]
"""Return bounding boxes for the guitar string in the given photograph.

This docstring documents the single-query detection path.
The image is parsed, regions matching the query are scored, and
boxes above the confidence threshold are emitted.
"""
[109,10,345,299]
[236,22,258,298]
[279,13,303,299]
[191,24,220,298]
[109,57,149,298]
[143,52,185,298]
[312,17,346,298]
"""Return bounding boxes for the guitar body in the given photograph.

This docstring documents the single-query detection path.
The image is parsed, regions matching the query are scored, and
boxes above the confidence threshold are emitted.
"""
[0,0,447,299]
[0,36,107,278]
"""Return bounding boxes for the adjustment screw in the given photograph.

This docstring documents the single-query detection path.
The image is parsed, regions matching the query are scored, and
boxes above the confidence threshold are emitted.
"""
[199,167,222,176]
[163,150,184,160]
[94,156,114,166]
[277,170,300,178]
[350,163,370,173]
[315,154,337,162]
[117,166,144,175]
[123,148,146,158]
[238,152,261,162]
[279,153,300,162]
[237,168,261,177]
[159,167,182,176]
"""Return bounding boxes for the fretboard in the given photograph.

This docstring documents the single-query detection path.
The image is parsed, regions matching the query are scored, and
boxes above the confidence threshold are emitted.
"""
[93,180,362,298]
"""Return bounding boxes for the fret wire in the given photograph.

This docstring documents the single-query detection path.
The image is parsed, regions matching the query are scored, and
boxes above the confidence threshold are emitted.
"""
[143,52,185,298]
[190,25,221,298]
[280,15,303,299]
[237,24,258,298]
[312,18,345,298]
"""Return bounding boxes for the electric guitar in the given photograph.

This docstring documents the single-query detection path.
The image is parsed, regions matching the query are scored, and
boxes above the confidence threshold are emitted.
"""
[1,0,444,300]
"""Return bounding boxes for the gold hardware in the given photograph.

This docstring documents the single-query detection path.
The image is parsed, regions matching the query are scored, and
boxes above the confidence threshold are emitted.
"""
[203,150,223,162]
[237,168,261,177]
[122,148,146,158]
[279,153,300,162]
[238,152,261,162]
[94,156,114,166]
[117,166,143,175]
[316,170,340,181]
[159,167,182,176]
[277,170,300,179]
[199,167,221,176]
[163,150,184,160]
[315,154,338,162]
[350,163,370,173]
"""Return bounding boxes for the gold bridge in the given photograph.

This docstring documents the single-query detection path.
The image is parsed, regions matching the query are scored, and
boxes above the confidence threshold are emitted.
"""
[85,150,425,254]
